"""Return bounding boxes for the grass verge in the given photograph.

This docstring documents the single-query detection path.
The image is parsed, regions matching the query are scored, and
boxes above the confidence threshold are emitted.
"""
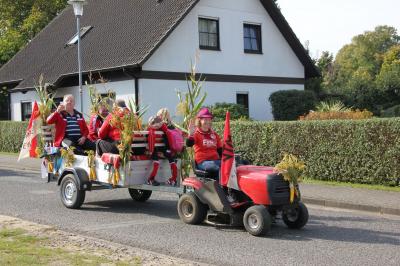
[303,178,400,192]
[0,152,18,156]
[0,228,140,266]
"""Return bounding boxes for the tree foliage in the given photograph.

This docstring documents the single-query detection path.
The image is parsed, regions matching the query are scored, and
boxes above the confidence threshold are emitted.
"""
[0,0,67,66]
[312,26,400,115]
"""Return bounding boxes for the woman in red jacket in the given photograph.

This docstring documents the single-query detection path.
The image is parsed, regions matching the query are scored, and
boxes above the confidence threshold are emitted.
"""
[186,108,222,176]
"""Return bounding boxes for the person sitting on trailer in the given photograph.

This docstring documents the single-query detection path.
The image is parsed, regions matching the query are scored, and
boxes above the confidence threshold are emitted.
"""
[88,101,110,141]
[146,115,178,186]
[47,94,96,154]
[96,99,129,156]
[186,108,222,179]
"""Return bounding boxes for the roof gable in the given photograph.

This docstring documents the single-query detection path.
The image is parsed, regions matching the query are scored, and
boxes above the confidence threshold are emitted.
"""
[0,0,318,90]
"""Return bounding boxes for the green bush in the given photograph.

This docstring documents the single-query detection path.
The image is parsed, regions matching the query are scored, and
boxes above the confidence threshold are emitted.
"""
[213,118,400,186]
[0,121,28,153]
[208,102,249,122]
[269,90,317,120]
[381,105,400,117]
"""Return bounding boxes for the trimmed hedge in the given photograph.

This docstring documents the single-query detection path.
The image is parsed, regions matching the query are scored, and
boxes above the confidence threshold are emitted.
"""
[269,90,317,120]
[214,118,400,186]
[2,119,400,186]
[0,121,28,153]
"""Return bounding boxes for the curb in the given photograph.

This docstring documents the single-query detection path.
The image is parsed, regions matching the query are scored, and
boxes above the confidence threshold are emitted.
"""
[302,197,400,216]
[0,165,40,174]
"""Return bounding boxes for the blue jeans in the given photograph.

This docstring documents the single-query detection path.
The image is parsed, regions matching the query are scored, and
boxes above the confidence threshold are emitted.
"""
[197,160,221,173]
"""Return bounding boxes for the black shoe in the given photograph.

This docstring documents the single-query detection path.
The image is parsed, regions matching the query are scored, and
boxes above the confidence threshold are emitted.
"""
[147,179,160,186]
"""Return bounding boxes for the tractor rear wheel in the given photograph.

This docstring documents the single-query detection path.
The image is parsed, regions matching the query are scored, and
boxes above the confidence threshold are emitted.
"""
[128,189,152,202]
[243,205,272,236]
[282,202,309,229]
[177,192,208,225]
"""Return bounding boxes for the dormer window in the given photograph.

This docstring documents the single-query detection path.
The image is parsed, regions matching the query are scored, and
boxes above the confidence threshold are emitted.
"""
[66,26,93,46]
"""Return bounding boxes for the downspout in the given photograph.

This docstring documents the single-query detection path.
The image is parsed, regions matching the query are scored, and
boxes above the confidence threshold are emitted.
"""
[7,91,11,120]
[123,67,141,113]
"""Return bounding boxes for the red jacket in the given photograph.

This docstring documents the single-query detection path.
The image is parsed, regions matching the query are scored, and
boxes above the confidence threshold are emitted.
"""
[88,114,104,141]
[98,109,130,141]
[189,128,222,164]
[46,110,89,147]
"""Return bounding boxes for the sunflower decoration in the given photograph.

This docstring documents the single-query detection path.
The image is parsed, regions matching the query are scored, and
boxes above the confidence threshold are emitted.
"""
[274,153,306,203]
[60,147,76,168]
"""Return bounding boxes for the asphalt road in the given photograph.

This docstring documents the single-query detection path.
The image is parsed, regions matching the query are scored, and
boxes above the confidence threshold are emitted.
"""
[1,168,399,266]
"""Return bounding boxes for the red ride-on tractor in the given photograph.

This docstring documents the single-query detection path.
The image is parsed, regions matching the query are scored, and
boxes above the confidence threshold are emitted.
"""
[177,158,309,236]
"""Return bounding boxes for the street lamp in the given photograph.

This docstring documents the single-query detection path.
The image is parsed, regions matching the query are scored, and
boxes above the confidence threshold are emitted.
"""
[68,0,87,113]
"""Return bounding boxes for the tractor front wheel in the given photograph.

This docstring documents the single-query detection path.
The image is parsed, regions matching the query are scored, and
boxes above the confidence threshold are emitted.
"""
[243,205,272,236]
[282,202,309,229]
[177,192,208,225]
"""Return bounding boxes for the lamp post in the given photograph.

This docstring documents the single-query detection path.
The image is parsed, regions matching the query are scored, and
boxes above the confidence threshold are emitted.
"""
[68,0,87,113]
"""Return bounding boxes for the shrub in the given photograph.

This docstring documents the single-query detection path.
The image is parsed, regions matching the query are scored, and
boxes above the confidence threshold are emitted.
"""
[213,118,400,186]
[381,105,400,117]
[0,121,28,153]
[269,90,317,120]
[301,110,373,120]
[208,102,249,122]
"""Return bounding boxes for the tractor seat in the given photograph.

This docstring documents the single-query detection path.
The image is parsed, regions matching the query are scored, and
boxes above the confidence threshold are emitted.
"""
[194,164,219,180]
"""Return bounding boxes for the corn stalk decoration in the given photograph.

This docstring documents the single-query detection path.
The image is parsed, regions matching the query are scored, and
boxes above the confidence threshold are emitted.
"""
[34,74,55,157]
[175,61,207,178]
[274,154,305,203]
[110,99,148,169]
[60,147,76,168]
[85,150,97,181]
[87,73,115,115]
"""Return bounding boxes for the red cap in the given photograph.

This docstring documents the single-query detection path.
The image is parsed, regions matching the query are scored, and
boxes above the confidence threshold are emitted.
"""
[197,108,213,119]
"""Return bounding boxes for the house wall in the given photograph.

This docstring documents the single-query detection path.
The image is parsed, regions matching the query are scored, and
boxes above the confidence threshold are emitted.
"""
[10,91,39,121]
[143,0,304,78]
[10,80,135,121]
[140,79,303,121]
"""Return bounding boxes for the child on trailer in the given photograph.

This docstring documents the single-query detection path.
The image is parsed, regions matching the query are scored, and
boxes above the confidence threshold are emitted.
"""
[146,113,179,187]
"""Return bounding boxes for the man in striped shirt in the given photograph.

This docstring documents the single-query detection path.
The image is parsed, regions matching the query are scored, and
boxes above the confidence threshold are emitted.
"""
[47,95,95,154]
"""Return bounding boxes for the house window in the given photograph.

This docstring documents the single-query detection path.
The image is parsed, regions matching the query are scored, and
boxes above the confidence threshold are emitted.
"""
[244,24,262,54]
[66,26,93,46]
[100,92,116,100]
[199,18,220,50]
[236,93,249,116]
[21,102,32,121]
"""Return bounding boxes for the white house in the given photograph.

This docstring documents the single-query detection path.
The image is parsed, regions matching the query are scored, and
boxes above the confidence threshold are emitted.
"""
[0,0,318,122]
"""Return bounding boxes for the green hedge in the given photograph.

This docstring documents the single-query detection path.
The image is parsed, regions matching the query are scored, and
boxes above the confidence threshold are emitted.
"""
[2,119,400,186]
[269,90,317,120]
[0,121,28,153]
[214,118,400,186]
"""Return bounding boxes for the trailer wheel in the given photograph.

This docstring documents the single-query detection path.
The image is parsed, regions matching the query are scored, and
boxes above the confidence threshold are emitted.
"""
[243,205,272,236]
[128,189,152,202]
[60,174,85,209]
[282,202,309,229]
[177,192,207,225]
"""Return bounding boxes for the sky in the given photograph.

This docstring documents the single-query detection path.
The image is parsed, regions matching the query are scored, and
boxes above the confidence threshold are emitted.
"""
[277,0,400,58]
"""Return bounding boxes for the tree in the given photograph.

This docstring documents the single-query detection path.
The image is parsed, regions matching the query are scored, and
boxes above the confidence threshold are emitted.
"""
[325,26,400,113]
[0,0,67,66]
[376,45,400,103]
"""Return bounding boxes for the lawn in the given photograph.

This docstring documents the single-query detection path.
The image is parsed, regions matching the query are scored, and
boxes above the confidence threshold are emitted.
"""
[0,228,140,266]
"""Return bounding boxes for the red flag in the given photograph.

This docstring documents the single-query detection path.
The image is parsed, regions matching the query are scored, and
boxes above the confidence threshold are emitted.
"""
[18,101,41,161]
[220,111,239,189]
